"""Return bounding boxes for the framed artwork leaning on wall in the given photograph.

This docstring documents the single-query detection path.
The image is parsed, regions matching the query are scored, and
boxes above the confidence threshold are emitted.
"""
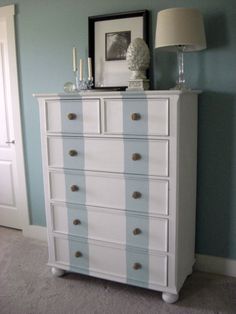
[88,10,149,90]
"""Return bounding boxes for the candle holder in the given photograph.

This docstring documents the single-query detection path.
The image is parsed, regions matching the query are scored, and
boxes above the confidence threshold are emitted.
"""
[73,70,93,91]
[77,79,94,90]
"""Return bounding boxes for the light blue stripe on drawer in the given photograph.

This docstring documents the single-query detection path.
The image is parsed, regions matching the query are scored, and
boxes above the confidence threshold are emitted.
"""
[123,94,149,287]
[122,99,150,135]
[125,250,150,288]
[63,173,86,204]
[66,206,88,238]
[60,98,89,274]
[61,100,84,133]
[123,139,150,175]
[124,174,149,213]
[68,238,90,271]
[60,138,85,170]
[126,213,149,249]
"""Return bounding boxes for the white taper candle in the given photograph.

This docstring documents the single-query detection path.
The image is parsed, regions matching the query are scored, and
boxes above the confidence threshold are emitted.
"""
[79,59,83,80]
[72,47,77,72]
[88,57,92,80]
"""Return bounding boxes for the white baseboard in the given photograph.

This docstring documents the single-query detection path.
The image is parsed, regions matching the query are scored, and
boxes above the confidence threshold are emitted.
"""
[23,225,47,242]
[195,254,236,278]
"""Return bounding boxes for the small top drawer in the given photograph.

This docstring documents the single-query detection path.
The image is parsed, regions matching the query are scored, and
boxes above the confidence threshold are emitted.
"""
[45,99,100,134]
[104,98,169,136]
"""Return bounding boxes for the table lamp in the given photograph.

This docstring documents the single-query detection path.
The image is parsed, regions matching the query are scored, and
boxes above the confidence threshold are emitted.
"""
[155,7,206,90]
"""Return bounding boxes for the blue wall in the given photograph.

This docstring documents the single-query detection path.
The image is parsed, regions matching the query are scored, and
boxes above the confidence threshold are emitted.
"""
[0,0,235,259]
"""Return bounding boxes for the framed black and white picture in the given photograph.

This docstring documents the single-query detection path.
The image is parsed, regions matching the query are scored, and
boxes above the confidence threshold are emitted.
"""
[88,10,148,90]
[105,31,131,61]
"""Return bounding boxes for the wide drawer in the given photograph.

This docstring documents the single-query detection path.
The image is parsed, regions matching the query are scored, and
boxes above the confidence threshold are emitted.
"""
[49,171,169,215]
[47,137,169,177]
[45,99,100,134]
[51,204,168,252]
[53,237,167,287]
[104,98,169,136]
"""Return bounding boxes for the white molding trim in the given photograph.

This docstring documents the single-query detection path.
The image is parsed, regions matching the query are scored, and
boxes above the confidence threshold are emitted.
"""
[0,4,30,232]
[23,225,47,242]
[0,5,14,17]
[195,254,236,278]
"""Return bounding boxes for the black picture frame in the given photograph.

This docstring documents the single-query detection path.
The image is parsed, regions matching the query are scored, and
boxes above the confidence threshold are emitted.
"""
[88,10,149,90]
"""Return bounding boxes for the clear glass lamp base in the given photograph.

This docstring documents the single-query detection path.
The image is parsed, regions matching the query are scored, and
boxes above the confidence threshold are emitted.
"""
[170,46,191,91]
[171,83,190,91]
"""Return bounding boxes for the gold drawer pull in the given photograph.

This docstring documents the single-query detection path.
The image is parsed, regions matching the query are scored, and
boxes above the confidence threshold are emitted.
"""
[131,113,141,121]
[133,228,142,235]
[75,251,82,258]
[133,262,142,270]
[70,185,79,192]
[132,191,142,199]
[132,153,141,161]
[67,113,77,120]
[73,219,81,225]
[69,149,78,156]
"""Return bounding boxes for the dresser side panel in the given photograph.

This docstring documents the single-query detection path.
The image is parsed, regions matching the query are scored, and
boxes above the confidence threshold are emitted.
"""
[176,94,198,290]
[38,98,56,264]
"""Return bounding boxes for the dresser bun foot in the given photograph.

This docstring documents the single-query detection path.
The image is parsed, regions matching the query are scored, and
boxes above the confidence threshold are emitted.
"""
[162,292,179,303]
[51,267,65,277]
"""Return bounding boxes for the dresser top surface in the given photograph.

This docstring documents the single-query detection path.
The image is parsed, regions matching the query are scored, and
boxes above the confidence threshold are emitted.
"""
[33,89,201,99]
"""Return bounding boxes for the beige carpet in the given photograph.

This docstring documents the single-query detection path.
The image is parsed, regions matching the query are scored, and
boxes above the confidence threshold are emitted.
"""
[0,227,236,314]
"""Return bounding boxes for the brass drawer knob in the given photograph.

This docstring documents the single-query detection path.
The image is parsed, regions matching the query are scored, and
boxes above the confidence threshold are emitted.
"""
[73,219,81,225]
[69,149,78,156]
[75,251,82,258]
[70,185,79,192]
[132,191,142,199]
[133,228,142,235]
[132,153,141,161]
[131,113,141,121]
[133,262,142,270]
[67,113,77,120]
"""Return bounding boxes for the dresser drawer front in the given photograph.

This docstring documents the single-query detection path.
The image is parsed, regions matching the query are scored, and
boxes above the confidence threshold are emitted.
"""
[53,237,167,287]
[46,99,100,134]
[51,205,168,252]
[54,237,126,278]
[104,98,169,136]
[48,137,169,177]
[50,172,169,215]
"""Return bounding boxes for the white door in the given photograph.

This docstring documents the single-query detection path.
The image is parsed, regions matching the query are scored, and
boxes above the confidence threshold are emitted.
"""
[0,5,29,229]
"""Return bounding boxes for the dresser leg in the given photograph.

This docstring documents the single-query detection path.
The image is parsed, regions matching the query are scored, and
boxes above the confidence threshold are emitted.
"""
[162,292,179,303]
[51,267,65,277]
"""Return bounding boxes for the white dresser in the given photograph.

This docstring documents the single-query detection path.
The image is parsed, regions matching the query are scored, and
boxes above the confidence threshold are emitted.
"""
[36,90,198,303]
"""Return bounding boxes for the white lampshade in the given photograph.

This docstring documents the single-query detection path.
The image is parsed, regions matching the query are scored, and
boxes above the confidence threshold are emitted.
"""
[155,8,206,52]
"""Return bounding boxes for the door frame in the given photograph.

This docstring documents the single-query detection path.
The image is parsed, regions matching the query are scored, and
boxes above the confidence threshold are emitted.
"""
[0,5,30,232]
